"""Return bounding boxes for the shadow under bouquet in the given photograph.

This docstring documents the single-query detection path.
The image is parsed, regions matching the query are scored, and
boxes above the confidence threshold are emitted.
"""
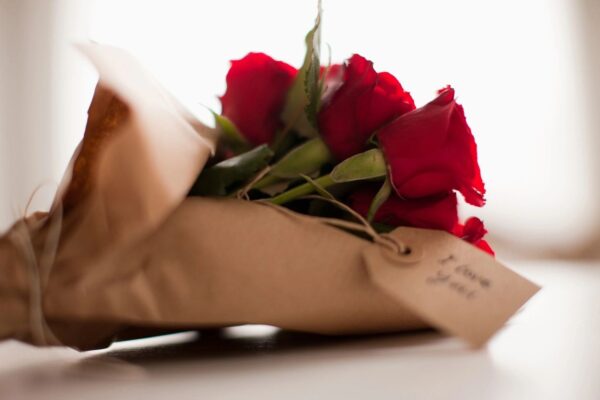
[0,5,538,351]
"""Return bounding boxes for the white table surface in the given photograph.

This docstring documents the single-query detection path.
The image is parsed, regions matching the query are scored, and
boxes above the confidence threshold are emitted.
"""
[1,260,599,400]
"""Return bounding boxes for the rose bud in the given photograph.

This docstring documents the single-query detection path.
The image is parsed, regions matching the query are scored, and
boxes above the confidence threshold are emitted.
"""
[221,52,297,145]
[318,54,415,161]
[349,187,458,232]
[453,217,495,255]
[377,87,486,207]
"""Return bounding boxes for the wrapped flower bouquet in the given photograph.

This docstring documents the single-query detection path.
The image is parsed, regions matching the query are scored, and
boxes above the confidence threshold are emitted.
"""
[0,4,538,351]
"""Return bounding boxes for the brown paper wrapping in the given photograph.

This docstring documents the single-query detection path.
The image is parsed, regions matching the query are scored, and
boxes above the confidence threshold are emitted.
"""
[0,44,426,350]
[45,198,425,349]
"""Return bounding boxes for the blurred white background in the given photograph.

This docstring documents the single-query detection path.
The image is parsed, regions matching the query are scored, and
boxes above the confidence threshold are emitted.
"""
[1,0,599,257]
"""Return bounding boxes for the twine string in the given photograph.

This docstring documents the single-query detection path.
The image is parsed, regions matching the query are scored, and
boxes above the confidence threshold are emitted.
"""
[258,196,410,256]
[298,195,409,255]
[7,203,63,346]
[236,165,272,200]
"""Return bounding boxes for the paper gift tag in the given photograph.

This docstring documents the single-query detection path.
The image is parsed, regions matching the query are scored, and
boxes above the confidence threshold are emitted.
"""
[363,227,541,347]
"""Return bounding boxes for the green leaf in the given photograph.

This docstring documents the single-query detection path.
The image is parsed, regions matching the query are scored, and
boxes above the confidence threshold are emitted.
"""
[330,149,387,183]
[189,145,274,196]
[279,1,322,139]
[267,148,388,206]
[253,137,330,191]
[367,176,392,222]
[270,137,331,178]
[304,4,322,129]
[212,112,251,154]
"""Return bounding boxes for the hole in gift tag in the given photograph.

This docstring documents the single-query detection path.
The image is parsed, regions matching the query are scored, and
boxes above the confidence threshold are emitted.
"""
[377,234,423,265]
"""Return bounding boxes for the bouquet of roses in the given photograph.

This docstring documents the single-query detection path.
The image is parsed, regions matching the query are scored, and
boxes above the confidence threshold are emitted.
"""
[193,9,492,255]
[0,4,537,351]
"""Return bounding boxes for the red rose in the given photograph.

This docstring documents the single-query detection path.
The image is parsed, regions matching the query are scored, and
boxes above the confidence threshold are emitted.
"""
[221,52,297,145]
[453,217,494,255]
[318,54,415,161]
[377,87,485,206]
[349,187,458,232]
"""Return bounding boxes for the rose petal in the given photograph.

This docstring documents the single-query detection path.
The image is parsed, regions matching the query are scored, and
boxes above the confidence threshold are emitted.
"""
[318,54,415,160]
[378,87,485,206]
[349,187,458,232]
[221,52,297,145]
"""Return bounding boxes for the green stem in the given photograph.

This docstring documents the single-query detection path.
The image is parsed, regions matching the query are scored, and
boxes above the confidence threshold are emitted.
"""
[268,174,335,205]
